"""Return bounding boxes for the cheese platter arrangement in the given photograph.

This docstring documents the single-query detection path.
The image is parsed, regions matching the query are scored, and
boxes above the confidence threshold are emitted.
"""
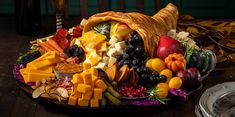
[13,3,216,109]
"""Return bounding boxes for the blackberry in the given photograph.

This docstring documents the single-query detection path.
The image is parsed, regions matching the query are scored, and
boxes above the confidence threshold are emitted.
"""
[116,54,123,62]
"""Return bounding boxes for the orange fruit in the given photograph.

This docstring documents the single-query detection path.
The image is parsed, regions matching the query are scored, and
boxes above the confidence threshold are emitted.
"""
[156,83,170,91]
[160,69,173,79]
[145,59,153,69]
[156,87,168,98]
[168,77,182,89]
[151,58,165,73]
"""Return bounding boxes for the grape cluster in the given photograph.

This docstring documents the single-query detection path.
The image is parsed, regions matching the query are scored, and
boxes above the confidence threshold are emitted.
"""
[116,31,167,86]
[64,45,85,62]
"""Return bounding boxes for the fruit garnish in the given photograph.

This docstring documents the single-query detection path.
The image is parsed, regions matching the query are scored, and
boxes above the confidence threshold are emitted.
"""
[156,83,170,91]
[116,85,146,98]
[146,88,170,105]
[157,36,184,60]
[168,77,182,89]
[149,58,165,73]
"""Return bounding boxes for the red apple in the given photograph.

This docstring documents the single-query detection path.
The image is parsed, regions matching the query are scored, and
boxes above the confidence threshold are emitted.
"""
[157,36,184,60]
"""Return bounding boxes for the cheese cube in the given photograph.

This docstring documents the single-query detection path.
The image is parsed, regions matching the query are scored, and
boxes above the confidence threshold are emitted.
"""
[91,75,99,89]
[97,42,108,52]
[74,91,82,98]
[78,98,89,106]
[89,53,102,66]
[115,41,126,54]
[95,80,107,92]
[87,34,106,48]
[90,68,98,76]
[72,74,83,84]
[94,62,106,70]
[68,96,77,105]
[109,36,118,45]
[102,56,109,66]
[90,99,99,107]
[93,88,102,100]
[107,48,118,57]
[108,57,117,67]
[77,84,91,93]
[83,63,91,70]
[82,72,92,85]
[82,91,93,100]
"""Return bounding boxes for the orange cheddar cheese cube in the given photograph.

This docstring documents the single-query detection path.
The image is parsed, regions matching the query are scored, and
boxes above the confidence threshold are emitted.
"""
[68,96,77,105]
[93,88,102,100]
[74,91,82,98]
[82,91,93,100]
[72,74,83,84]
[90,99,99,107]
[89,54,101,66]
[77,84,91,93]
[78,98,89,106]
[86,34,106,49]
[96,42,107,52]
[83,63,91,70]
[91,75,99,90]
[95,80,107,92]
[90,68,98,76]
[82,72,92,85]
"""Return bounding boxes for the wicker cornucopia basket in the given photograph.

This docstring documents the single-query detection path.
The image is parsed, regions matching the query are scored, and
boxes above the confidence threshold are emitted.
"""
[83,3,179,57]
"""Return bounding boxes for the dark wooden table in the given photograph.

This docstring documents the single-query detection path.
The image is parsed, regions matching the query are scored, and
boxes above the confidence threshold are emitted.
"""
[0,16,234,117]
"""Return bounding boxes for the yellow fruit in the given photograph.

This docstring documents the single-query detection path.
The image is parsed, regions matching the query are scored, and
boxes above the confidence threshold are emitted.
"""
[156,83,169,91]
[145,59,153,69]
[156,87,168,98]
[160,69,173,79]
[168,77,182,89]
[151,58,165,73]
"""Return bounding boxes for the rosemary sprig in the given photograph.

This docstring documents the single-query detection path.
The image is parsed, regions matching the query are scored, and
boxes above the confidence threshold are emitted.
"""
[146,88,170,105]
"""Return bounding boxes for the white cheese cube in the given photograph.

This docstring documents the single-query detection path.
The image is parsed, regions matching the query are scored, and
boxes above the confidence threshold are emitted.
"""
[94,62,106,69]
[115,41,126,54]
[108,57,117,67]
[109,36,118,45]
[102,56,109,66]
[107,48,118,57]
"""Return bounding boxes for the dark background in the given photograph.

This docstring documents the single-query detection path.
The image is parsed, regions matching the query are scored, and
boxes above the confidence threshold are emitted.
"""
[0,0,235,117]
[1,0,235,18]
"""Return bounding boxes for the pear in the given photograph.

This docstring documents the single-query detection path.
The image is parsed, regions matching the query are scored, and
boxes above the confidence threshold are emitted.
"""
[157,36,184,60]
